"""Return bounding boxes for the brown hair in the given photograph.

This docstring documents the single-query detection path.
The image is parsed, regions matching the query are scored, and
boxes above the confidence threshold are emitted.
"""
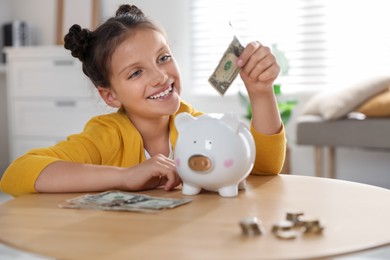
[64,4,165,88]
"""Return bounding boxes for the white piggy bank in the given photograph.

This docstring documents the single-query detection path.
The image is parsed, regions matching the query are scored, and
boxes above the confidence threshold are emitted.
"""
[174,112,255,197]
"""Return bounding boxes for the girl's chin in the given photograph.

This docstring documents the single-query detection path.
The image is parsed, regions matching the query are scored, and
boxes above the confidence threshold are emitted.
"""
[153,94,180,114]
[168,94,181,111]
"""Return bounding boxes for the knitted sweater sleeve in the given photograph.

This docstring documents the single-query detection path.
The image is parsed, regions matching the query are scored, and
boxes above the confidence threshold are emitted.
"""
[0,113,129,197]
[250,122,286,175]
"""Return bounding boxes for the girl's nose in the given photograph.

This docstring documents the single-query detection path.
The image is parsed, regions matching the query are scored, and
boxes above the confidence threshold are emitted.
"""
[151,71,168,87]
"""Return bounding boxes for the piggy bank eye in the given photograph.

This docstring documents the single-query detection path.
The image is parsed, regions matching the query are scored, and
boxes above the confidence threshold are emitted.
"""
[205,140,212,150]
[193,140,197,144]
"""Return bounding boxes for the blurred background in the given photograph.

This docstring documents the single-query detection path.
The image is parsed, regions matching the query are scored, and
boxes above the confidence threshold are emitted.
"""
[1,0,389,197]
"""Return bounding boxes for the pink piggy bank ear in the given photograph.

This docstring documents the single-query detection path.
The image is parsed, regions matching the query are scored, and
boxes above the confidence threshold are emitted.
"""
[220,113,240,133]
[174,112,197,132]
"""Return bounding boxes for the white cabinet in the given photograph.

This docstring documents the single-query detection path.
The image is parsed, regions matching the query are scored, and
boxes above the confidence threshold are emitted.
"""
[5,46,114,161]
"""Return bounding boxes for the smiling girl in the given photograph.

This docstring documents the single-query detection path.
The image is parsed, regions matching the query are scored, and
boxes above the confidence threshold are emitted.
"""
[0,4,285,197]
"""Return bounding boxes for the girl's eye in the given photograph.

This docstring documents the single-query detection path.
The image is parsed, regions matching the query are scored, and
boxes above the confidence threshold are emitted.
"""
[159,54,172,64]
[128,69,143,79]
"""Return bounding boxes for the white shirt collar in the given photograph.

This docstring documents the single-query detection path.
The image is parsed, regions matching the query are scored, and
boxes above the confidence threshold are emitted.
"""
[144,140,173,159]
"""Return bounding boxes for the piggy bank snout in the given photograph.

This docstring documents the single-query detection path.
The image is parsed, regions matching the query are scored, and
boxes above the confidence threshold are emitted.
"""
[188,154,212,172]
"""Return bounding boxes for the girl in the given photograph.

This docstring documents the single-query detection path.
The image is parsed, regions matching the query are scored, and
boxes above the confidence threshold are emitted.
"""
[0,4,285,197]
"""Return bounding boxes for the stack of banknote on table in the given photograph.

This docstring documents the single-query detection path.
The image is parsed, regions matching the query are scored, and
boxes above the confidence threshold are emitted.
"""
[59,190,192,213]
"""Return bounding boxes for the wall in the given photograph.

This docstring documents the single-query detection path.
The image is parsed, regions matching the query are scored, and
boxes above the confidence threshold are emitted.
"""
[0,0,11,49]
[0,71,7,174]
[10,0,57,45]
[0,0,12,174]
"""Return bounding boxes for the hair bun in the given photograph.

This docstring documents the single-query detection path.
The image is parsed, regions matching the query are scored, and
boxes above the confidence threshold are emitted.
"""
[64,24,91,62]
[115,4,144,18]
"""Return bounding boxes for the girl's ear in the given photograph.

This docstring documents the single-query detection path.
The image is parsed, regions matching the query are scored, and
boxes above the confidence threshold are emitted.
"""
[97,86,122,108]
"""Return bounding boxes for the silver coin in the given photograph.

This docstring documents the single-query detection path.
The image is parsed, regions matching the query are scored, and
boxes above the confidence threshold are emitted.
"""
[239,217,264,236]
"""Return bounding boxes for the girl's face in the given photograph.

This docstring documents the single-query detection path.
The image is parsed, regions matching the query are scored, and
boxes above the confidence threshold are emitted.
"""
[100,28,181,121]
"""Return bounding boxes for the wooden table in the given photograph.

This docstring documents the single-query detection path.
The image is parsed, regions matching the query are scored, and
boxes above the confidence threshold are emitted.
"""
[0,175,389,259]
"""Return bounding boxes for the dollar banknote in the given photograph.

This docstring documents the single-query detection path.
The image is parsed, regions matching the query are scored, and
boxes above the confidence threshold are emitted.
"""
[59,191,192,213]
[208,36,245,96]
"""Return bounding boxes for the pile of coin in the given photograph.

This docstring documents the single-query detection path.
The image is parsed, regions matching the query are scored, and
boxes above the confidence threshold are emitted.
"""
[239,211,324,239]
[272,211,324,239]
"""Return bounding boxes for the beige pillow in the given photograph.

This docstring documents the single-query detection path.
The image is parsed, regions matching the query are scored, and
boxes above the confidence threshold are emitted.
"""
[301,76,390,120]
[355,88,390,117]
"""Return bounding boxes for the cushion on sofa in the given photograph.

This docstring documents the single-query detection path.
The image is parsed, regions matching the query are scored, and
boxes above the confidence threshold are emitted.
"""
[355,87,390,117]
[301,76,390,120]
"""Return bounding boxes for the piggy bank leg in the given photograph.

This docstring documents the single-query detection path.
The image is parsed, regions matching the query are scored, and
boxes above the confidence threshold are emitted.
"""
[218,185,238,197]
[238,179,247,190]
[182,182,202,195]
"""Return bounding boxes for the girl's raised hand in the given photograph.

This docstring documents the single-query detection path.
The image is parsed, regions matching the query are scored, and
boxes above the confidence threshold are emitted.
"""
[237,42,280,94]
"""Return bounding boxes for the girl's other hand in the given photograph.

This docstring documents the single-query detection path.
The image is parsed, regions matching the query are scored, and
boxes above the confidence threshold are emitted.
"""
[123,154,181,191]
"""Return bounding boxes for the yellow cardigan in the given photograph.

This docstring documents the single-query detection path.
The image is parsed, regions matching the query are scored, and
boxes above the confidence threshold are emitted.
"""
[0,100,286,197]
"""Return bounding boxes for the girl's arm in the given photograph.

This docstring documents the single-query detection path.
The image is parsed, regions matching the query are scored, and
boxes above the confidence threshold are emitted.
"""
[237,41,286,175]
[35,155,181,194]
[237,41,282,135]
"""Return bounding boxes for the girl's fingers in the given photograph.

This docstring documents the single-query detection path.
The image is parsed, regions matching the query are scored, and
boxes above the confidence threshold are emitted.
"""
[123,154,181,191]
[249,56,280,81]
[237,41,262,68]
[149,154,181,190]
[247,56,274,80]
[258,63,280,82]
[159,170,181,191]
[238,43,280,84]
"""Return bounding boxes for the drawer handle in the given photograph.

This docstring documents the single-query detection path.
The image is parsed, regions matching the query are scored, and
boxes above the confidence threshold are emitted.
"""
[53,60,74,66]
[55,101,76,107]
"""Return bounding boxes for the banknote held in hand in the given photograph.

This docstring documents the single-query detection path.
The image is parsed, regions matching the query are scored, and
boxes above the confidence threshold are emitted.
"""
[208,36,244,96]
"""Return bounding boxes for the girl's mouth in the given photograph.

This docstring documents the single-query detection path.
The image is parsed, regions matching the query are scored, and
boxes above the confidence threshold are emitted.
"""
[147,85,174,100]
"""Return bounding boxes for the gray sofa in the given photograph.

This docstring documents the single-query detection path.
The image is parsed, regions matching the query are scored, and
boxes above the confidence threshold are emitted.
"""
[296,115,390,178]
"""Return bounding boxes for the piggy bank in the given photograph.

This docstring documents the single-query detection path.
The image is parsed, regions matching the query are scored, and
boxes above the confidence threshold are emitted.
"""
[174,112,255,197]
